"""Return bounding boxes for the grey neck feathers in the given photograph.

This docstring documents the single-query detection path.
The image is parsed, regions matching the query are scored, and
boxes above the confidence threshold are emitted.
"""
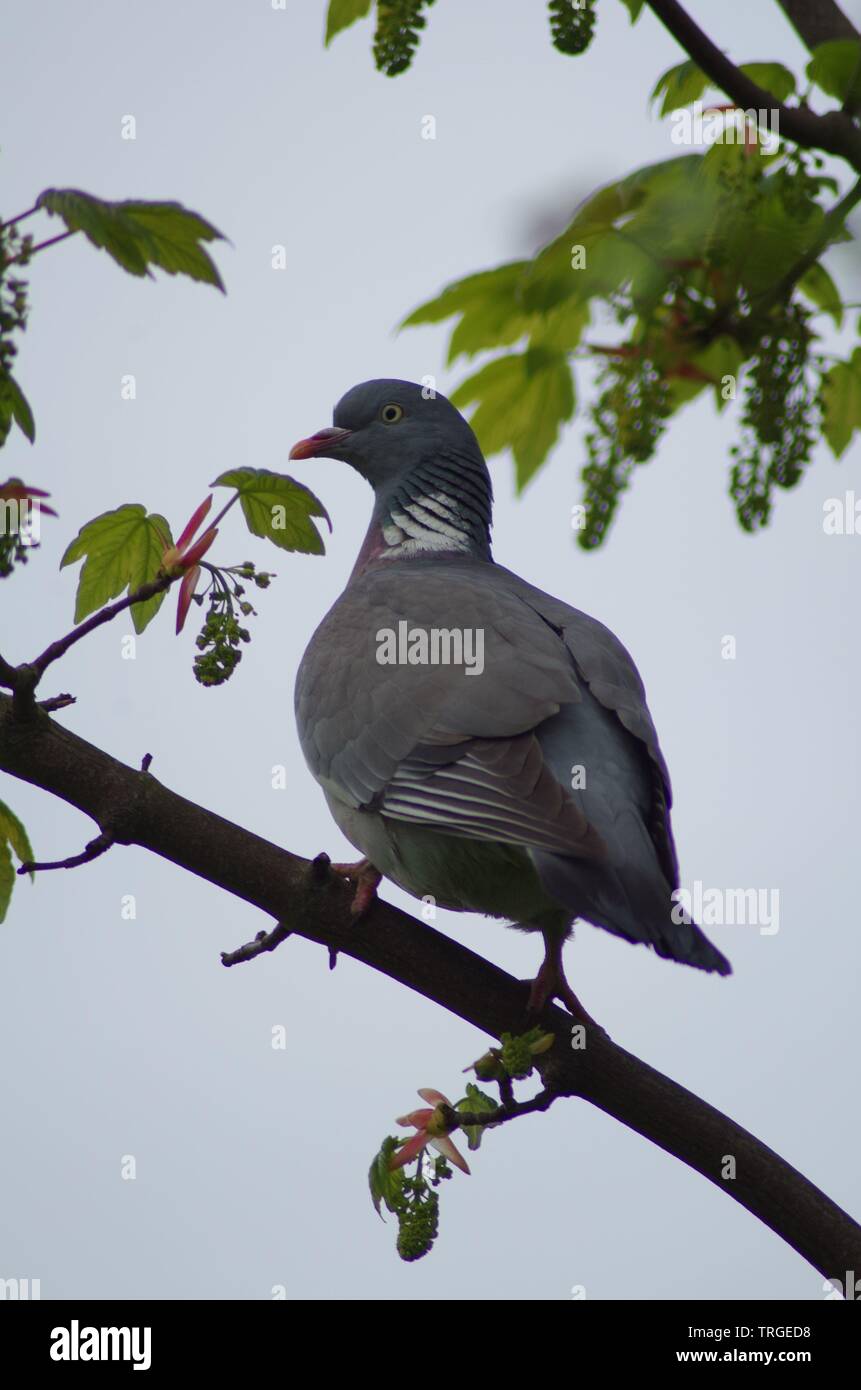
[374,449,493,562]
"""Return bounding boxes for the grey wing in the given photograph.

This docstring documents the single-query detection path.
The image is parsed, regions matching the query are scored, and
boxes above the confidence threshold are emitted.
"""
[502,566,680,889]
[295,560,606,862]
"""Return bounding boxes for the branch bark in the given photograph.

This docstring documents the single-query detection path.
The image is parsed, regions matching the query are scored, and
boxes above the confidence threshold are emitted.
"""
[776,0,859,52]
[2,690,859,1283]
[645,0,861,172]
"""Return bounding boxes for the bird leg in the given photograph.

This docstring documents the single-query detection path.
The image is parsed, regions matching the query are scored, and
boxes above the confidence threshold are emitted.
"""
[528,930,599,1027]
[327,857,382,918]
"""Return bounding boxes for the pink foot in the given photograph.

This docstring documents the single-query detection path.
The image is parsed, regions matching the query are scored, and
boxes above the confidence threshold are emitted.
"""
[328,858,382,918]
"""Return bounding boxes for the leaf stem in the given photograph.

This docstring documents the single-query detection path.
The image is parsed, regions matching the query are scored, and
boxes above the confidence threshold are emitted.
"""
[0,206,39,231]
[4,229,77,266]
[209,490,241,531]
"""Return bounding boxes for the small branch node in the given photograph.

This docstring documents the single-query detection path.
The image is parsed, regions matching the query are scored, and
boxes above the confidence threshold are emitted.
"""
[38,693,76,713]
[310,851,331,881]
[221,920,292,967]
[18,830,115,875]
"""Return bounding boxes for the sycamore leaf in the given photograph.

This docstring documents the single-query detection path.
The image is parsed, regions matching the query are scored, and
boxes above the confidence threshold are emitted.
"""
[726,190,824,295]
[368,1137,405,1218]
[452,348,575,491]
[651,59,795,117]
[0,373,36,446]
[821,352,861,458]
[651,59,711,117]
[807,39,861,103]
[402,262,531,362]
[521,156,703,313]
[325,0,372,45]
[0,799,34,881]
[0,842,13,925]
[797,262,843,328]
[738,62,796,104]
[530,298,590,353]
[60,505,174,634]
[35,190,227,291]
[212,468,331,554]
[0,799,35,922]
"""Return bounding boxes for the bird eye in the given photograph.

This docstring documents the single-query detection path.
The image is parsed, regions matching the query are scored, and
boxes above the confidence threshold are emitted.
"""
[380,403,404,424]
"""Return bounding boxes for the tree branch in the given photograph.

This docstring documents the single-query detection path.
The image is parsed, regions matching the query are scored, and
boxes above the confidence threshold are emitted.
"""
[776,0,859,52]
[645,0,861,171]
[1,691,859,1281]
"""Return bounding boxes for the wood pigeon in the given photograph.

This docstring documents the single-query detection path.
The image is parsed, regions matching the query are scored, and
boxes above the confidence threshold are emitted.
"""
[291,380,730,1018]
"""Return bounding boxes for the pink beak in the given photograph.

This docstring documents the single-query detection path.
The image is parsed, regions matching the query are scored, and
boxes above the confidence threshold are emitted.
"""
[288,426,352,460]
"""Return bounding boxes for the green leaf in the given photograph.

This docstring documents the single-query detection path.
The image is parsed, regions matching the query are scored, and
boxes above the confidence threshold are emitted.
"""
[452,348,575,490]
[60,505,173,634]
[0,373,35,446]
[402,262,532,363]
[807,39,861,103]
[651,59,711,117]
[456,1084,498,1152]
[35,190,227,291]
[0,799,35,922]
[651,59,795,117]
[211,468,331,554]
[530,298,590,353]
[0,841,13,925]
[0,800,35,877]
[821,354,861,458]
[797,262,843,327]
[723,187,824,295]
[738,62,796,104]
[617,0,644,21]
[325,0,372,44]
[520,156,703,314]
[368,1137,405,1217]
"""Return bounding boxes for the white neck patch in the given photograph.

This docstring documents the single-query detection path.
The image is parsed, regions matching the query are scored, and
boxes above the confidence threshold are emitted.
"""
[381,491,473,558]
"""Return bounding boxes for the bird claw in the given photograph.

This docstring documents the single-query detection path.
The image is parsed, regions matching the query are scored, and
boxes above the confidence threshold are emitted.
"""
[326,857,382,918]
[528,931,602,1029]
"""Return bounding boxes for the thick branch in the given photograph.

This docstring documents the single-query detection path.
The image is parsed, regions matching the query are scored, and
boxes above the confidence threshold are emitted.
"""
[776,0,859,52]
[645,0,861,171]
[1,694,859,1281]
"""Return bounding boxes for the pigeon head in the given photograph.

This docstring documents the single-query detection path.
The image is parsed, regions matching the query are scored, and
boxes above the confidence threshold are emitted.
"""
[289,379,478,480]
[289,379,493,564]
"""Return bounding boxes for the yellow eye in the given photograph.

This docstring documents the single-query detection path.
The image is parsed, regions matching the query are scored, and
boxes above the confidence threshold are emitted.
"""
[380,403,404,423]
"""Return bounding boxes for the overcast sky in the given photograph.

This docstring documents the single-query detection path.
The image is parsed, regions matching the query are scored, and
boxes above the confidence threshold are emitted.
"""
[2,0,860,1301]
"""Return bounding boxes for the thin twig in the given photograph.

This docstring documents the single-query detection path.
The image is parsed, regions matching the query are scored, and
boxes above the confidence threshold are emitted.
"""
[442,1089,558,1133]
[221,922,292,967]
[19,831,114,875]
[30,573,173,687]
[37,693,76,713]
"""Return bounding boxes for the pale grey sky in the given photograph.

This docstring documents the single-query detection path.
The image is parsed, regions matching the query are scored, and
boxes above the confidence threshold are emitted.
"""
[1,0,859,1300]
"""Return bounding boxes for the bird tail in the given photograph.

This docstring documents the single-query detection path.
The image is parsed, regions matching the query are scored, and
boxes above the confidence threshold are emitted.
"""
[533,850,732,976]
